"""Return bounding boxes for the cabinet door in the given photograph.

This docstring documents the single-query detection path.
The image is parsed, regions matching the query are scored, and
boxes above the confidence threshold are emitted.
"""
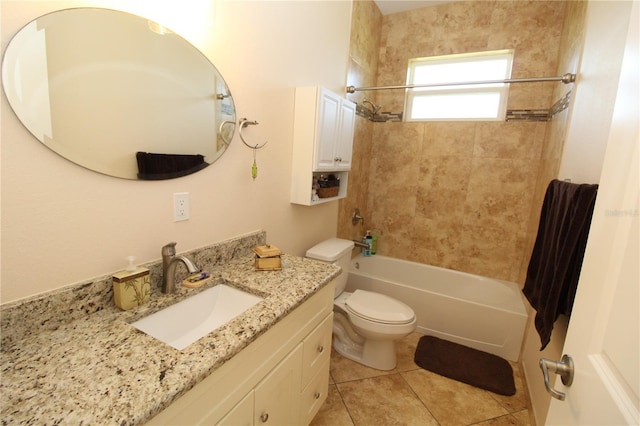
[300,358,331,425]
[314,89,340,171]
[217,391,254,426]
[335,99,355,170]
[254,343,303,425]
[301,313,333,388]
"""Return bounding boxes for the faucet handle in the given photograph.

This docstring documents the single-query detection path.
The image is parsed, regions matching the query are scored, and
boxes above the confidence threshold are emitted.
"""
[162,242,177,256]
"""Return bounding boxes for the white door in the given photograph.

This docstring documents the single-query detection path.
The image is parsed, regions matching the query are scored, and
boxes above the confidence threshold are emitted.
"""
[545,2,639,424]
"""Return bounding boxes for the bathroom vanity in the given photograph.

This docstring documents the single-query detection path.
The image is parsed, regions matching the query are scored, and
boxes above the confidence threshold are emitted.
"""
[150,283,333,425]
[0,232,339,425]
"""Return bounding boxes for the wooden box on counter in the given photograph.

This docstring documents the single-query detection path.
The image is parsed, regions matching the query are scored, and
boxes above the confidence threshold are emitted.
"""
[253,245,282,271]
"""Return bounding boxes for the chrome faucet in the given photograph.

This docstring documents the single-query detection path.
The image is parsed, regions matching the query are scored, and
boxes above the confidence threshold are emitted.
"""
[352,240,370,249]
[161,242,200,293]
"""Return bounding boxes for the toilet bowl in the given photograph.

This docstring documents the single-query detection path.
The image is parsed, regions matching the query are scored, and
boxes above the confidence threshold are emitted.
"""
[306,238,417,370]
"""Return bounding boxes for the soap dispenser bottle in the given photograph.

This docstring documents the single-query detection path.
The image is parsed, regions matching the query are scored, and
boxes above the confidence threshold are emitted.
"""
[112,256,150,310]
[363,231,373,257]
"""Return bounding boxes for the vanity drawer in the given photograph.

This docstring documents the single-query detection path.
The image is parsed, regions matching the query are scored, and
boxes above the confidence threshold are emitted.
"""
[301,312,332,388]
[300,357,330,425]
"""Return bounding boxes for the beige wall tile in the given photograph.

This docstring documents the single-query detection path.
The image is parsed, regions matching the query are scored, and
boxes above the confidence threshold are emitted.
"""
[424,122,477,157]
[474,122,546,160]
[341,1,578,285]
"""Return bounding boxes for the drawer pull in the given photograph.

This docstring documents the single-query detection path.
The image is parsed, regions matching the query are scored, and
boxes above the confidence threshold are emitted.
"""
[260,412,269,423]
[317,345,324,353]
[314,392,321,400]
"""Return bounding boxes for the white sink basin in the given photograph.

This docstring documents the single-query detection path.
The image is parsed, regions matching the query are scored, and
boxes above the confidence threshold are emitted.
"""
[131,284,263,350]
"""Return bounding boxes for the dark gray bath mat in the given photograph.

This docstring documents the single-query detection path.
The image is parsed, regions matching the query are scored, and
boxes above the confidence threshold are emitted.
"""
[414,335,516,396]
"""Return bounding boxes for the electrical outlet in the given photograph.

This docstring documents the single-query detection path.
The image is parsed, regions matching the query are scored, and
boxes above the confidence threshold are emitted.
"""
[173,192,190,221]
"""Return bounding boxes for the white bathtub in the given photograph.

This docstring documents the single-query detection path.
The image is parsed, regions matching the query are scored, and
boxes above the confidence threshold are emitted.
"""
[346,254,528,361]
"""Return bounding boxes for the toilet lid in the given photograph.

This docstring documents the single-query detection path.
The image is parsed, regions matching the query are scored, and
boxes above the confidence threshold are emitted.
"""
[345,290,415,324]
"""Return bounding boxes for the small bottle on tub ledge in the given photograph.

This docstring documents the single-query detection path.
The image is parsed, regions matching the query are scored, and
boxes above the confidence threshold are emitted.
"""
[363,231,373,256]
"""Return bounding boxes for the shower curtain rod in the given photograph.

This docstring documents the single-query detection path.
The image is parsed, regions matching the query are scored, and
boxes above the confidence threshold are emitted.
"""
[345,72,576,94]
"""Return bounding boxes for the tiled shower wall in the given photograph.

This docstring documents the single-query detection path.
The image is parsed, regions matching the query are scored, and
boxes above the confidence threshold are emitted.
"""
[338,0,381,246]
[339,1,571,283]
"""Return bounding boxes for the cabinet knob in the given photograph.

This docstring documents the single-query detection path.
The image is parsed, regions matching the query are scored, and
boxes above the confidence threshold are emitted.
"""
[317,345,324,353]
[314,392,321,400]
[260,412,269,423]
[334,157,342,162]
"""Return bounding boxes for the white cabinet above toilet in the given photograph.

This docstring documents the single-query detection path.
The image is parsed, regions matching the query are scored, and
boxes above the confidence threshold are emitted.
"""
[290,86,356,206]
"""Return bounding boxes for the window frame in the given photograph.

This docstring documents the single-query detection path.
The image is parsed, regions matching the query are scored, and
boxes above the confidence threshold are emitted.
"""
[404,50,514,122]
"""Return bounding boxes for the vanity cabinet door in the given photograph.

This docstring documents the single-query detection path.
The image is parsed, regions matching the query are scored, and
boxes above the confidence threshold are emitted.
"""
[217,391,254,426]
[301,313,333,388]
[254,343,303,425]
[300,358,331,425]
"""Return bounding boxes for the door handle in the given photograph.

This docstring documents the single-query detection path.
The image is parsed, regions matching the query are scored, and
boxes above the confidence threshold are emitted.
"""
[539,354,574,401]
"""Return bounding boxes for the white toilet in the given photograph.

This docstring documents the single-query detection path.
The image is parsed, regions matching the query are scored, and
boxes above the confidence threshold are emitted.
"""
[306,238,417,370]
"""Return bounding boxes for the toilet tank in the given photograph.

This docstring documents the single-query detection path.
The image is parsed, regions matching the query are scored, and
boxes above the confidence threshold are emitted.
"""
[305,238,354,297]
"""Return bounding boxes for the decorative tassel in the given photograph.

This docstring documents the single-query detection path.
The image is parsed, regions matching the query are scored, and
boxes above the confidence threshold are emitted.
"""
[252,149,258,180]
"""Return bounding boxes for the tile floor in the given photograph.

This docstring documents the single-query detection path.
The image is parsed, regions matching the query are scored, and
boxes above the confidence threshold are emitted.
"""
[310,333,535,426]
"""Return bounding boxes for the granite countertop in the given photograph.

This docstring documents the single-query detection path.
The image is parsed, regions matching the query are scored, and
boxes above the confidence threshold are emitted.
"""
[0,253,340,425]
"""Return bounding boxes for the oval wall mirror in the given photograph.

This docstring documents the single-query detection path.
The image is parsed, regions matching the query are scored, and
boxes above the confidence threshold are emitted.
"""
[1,8,236,180]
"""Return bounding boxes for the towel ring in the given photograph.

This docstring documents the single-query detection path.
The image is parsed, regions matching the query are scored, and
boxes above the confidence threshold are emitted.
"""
[239,118,268,150]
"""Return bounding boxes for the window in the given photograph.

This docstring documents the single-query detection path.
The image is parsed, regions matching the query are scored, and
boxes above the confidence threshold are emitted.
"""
[404,50,513,121]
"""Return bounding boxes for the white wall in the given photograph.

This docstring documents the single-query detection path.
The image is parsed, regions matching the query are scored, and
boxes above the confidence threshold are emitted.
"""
[522,314,569,425]
[557,1,631,184]
[0,0,353,303]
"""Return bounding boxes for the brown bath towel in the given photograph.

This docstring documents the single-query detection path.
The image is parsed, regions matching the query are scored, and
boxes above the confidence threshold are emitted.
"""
[136,152,207,180]
[523,179,598,350]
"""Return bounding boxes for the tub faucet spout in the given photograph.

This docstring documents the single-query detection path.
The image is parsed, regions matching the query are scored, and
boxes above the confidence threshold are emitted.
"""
[353,240,370,249]
[161,242,200,293]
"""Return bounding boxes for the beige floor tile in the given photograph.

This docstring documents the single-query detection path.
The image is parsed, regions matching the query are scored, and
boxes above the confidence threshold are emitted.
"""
[395,332,422,372]
[511,408,534,425]
[475,414,521,426]
[323,332,535,426]
[310,384,354,426]
[337,374,439,426]
[490,362,530,413]
[329,348,396,383]
[402,368,509,426]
